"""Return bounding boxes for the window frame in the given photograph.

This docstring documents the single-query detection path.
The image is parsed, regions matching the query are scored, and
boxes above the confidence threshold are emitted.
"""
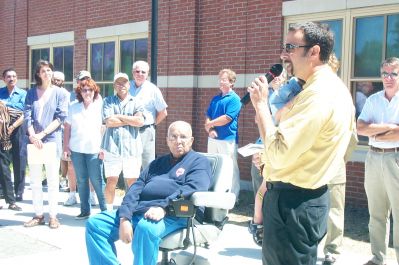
[284,4,399,149]
[29,41,74,89]
[87,32,148,96]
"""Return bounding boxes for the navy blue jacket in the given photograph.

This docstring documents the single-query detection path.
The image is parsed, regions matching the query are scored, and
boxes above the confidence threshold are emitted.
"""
[118,150,212,221]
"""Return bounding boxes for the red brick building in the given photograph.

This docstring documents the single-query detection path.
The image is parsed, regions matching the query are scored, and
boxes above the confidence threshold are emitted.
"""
[1,0,398,207]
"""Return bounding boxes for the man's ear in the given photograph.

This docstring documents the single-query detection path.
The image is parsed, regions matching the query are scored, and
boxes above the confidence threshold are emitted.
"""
[309,44,321,60]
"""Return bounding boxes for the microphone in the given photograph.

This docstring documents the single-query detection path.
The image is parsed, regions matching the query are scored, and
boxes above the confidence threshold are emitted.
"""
[241,64,284,105]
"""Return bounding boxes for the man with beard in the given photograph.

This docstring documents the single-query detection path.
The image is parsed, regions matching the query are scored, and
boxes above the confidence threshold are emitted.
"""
[247,22,354,265]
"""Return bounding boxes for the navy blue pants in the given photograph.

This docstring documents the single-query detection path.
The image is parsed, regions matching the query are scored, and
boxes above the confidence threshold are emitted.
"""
[262,184,329,265]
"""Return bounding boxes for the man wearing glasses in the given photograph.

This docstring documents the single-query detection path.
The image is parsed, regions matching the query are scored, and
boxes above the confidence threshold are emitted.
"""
[130,61,168,170]
[85,121,211,265]
[357,57,399,265]
[248,22,354,265]
[0,68,26,209]
[101,73,144,211]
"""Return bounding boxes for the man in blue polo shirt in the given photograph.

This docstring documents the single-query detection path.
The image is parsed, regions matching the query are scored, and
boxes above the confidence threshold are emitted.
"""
[205,69,241,197]
[0,68,27,203]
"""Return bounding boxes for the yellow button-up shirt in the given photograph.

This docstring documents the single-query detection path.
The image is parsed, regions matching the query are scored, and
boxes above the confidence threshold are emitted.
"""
[262,66,355,189]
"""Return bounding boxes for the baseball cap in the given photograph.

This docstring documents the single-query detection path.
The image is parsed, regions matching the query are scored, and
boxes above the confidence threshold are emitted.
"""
[114,73,129,82]
[53,71,65,81]
[77,70,91,80]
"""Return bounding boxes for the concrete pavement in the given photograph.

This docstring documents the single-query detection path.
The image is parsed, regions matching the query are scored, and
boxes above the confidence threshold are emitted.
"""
[0,182,397,265]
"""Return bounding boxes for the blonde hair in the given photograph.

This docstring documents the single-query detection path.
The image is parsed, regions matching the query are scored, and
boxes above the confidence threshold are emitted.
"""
[328,53,340,73]
[219,69,236,86]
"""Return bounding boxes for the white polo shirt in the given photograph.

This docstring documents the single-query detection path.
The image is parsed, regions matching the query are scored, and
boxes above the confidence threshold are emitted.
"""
[358,90,399,148]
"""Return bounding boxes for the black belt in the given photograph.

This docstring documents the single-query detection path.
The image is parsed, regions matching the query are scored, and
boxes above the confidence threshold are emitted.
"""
[370,146,399,153]
[140,124,155,131]
[266,181,326,191]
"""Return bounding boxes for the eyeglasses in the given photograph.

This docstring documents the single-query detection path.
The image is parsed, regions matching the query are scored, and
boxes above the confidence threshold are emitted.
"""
[81,88,94,93]
[282,43,313,53]
[134,70,147,75]
[381,72,399,79]
[168,135,192,143]
[115,82,127,88]
[53,79,63,83]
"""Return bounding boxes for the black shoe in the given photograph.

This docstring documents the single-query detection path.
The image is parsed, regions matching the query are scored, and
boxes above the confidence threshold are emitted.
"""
[75,212,91,220]
[16,195,23,202]
[322,254,336,265]
[8,203,22,211]
[248,220,263,246]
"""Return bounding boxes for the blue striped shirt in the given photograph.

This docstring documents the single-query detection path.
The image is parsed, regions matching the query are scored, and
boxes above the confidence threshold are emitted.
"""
[101,94,144,157]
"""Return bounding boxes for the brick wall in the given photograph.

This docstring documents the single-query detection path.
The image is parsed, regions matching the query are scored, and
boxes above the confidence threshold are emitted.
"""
[346,162,367,207]
[0,0,368,207]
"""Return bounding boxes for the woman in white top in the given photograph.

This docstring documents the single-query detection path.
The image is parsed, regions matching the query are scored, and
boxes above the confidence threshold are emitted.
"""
[63,78,106,219]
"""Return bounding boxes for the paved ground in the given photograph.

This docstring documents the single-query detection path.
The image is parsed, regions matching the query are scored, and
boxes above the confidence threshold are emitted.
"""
[0,183,397,265]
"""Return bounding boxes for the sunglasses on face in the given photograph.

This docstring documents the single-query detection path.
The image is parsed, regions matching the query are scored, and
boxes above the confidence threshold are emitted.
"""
[134,70,147,75]
[282,43,313,53]
[381,72,399,79]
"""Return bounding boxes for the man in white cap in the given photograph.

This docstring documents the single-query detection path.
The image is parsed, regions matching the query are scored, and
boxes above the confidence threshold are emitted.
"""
[130,61,168,170]
[101,73,144,211]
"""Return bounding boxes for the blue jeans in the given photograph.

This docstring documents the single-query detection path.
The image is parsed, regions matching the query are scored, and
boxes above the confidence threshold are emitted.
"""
[71,151,106,213]
[85,210,188,265]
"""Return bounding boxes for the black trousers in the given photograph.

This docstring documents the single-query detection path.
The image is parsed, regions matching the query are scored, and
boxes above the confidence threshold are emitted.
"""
[262,183,329,265]
[0,149,15,204]
[11,126,26,196]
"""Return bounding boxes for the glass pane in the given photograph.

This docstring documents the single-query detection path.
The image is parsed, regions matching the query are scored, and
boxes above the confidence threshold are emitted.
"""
[120,40,134,75]
[98,83,114,97]
[104,42,115,81]
[91,43,104,81]
[31,48,50,83]
[354,16,384,77]
[321,20,342,61]
[64,46,74,82]
[41,48,50,62]
[135,39,148,62]
[387,14,399,58]
[31,49,41,82]
[53,47,63,71]
[354,81,383,143]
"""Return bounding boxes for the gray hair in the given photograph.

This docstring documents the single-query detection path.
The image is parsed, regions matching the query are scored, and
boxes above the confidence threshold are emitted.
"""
[132,61,150,72]
[381,57,399,70]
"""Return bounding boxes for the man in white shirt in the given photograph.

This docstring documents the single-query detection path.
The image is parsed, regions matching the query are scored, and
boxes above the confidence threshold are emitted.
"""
[129,61,168,170]
[357,57,399,265]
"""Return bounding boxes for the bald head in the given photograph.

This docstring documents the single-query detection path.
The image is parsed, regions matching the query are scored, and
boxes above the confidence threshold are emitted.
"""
[167,121,194,158]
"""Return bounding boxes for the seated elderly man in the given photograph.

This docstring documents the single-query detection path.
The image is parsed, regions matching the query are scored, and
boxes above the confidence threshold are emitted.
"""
[85,120,211,265]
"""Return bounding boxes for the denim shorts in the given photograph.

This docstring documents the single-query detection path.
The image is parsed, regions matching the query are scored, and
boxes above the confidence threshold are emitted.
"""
[103,151,141,179]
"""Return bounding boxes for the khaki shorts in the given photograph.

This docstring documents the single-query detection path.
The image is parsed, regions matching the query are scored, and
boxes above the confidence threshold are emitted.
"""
[103,151,141,179]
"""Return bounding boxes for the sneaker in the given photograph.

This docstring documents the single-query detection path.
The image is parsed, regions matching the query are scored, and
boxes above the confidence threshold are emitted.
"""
[90,193,98,206]
[64,195,77,206]
[75,212,90,220]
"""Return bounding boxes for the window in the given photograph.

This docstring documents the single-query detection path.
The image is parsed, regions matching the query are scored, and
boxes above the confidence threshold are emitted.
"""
[89,38,148,96]
[30,45,74,90]
[352,13,399,142]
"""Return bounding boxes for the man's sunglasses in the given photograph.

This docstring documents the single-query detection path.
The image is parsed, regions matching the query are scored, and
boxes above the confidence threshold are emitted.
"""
[282,43,313,53]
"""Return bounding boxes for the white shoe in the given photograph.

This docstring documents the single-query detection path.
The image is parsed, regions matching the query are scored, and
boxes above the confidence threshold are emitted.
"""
[90,193,98,206]
[64,195,77,206]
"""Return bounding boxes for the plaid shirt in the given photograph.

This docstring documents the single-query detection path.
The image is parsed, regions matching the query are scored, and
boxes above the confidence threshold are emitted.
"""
[101,94,144,157]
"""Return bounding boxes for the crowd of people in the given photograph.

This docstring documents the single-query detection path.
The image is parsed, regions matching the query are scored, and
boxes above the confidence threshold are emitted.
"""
[0,21,398,265]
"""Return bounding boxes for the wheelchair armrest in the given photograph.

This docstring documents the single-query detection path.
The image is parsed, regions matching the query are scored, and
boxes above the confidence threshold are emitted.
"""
[191,192,236,210]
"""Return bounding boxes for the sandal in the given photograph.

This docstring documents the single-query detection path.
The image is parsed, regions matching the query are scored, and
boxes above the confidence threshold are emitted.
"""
[49,218,60,229]
[248,219,264,246]
[8,203,22,211]
[24,216,45,227]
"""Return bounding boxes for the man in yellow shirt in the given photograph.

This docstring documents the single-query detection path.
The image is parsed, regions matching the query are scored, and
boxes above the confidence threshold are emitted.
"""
[248,22,354,265]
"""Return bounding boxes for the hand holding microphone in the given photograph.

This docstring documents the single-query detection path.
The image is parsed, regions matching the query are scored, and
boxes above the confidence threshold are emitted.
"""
[241,64,283,106]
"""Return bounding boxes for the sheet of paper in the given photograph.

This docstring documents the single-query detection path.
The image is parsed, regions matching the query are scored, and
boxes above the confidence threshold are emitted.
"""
[27,142,57,165]
[237,143,264,157]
